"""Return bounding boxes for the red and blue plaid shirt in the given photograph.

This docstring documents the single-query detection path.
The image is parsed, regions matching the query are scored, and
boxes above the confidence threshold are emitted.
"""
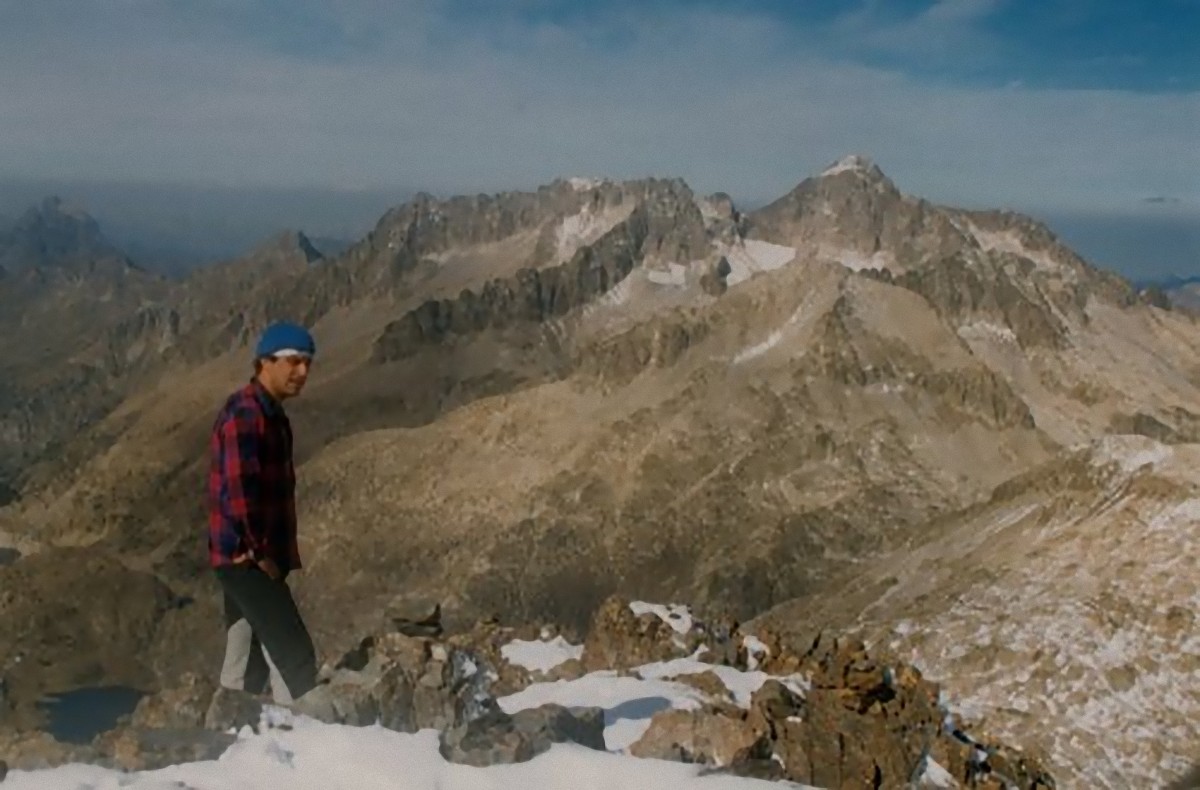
[207,379,301,571]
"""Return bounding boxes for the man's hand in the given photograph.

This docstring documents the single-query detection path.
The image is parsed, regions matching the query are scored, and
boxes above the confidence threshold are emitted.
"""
[257,557,283,581]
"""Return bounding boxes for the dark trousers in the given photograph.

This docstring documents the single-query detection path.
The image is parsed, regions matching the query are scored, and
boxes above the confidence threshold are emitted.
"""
[215,564,317,703]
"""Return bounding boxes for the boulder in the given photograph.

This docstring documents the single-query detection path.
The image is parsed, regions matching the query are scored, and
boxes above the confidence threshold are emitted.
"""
[293,631,498,734]
[630,707,768,767]
[0,727,95,771]
[203,687,264,732]
[95,727,237,771]
[581,595,706,672]
[439,703,605,766]
[129,672,216,730]
[290,670,380,727]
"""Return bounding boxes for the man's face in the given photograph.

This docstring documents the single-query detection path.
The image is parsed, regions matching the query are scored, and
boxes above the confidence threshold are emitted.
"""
[260,353,312,399]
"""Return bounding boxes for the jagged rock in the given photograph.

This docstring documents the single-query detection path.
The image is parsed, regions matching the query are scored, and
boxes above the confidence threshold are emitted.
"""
[538,657,586,683]
[391,603,444,638]
[290,670,380,726]
[746,679,804,737]
[438,703,605,767]
[674,670,733,703]
[580,595,706,672]
[373,210,647,362]
[129,672,215,729]
[94,727,237,772]
[700,257,732,296]
[733,632,1058,790]
[292,630,498,734]
[203,687,263,732]
[629,707,768,767]
[0,727,96,771]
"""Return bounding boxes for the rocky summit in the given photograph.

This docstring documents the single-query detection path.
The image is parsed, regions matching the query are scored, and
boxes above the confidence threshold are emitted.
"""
[1,595,1056,790]
[1,156,1199,787]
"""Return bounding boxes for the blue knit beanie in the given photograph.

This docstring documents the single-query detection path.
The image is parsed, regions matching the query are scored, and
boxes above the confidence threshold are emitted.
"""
[255,322,316,358]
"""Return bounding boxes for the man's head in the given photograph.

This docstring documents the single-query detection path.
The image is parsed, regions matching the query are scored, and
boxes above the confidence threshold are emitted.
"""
[253,322,316,400]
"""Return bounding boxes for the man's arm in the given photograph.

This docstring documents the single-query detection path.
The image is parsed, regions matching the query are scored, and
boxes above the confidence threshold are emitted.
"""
[218,412,270,563]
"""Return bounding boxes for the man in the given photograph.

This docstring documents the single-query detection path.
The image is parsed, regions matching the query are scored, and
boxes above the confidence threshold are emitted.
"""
[208,321,319,704]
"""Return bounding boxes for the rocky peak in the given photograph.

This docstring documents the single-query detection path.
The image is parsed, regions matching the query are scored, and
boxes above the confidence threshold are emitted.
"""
[818,153,885,180]
[745,155,958,273]
[249,229,324,266]
[0,196,125,272]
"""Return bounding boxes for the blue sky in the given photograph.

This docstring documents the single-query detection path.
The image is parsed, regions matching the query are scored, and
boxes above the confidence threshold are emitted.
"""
[0,0,1196,273]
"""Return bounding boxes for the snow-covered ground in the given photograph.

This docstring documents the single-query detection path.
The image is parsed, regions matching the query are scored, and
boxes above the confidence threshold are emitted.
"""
[6,629,819,790]
[2,724,814,790]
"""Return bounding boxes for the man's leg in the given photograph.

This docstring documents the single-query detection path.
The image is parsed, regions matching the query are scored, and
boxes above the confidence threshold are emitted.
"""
[219,587,270,694]
[214,565,318,703]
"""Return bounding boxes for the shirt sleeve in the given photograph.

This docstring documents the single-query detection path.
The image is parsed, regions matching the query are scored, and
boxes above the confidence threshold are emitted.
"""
[218,411,268,559]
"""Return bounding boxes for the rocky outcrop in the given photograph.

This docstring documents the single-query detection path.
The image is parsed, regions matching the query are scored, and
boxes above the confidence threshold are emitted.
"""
[439,704,605,766]
[371,202,685,362]
[575,309,712,384]
[372,215,643,360]
[631,707,769,766]
[580,595,734,672]
[890,255,1072,349]
[634,628,1055,789]
[0,594,1055,787]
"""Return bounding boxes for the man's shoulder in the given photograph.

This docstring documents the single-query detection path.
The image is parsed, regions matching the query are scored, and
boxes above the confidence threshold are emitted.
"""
[214,383,266,428]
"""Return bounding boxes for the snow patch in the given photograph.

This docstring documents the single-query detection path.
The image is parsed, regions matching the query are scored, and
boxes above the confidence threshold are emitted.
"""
[1092,436,1173,474]
[567,177,603,191]
[500,636,584,673]
[3,717,815,789]
[821,155,873,177]
[742,635,769,671]
[721,239,797,286]
[629,601,694,634]
[968,224,1064,274]
[957,321,1018,345]
[498,671,709,750]
[732,329,784,364]
[635,656,808,707]
[554,204,628,263]
[835,250,891,272]
[917,757,959,787]
[731,298,810,365]
[647,262,688,287]
[1147,498,1200,532]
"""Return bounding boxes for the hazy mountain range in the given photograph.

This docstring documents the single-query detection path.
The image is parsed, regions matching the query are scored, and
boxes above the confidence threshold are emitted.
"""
[0,176,1195,283]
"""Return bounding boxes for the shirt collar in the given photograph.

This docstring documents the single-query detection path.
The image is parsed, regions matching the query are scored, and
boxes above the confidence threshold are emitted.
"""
[249,377,284,417]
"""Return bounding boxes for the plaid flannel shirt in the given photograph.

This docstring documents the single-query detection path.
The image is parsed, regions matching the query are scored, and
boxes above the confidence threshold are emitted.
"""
[207,379,301,571]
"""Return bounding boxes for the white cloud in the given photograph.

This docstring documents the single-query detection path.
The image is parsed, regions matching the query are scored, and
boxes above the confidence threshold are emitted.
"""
[0,1,1196,214]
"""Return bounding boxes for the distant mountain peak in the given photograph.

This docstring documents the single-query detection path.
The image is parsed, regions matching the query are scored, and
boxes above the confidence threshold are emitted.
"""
[34,195,93,222]
[820,154,878,177]
[0,195,126,272]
